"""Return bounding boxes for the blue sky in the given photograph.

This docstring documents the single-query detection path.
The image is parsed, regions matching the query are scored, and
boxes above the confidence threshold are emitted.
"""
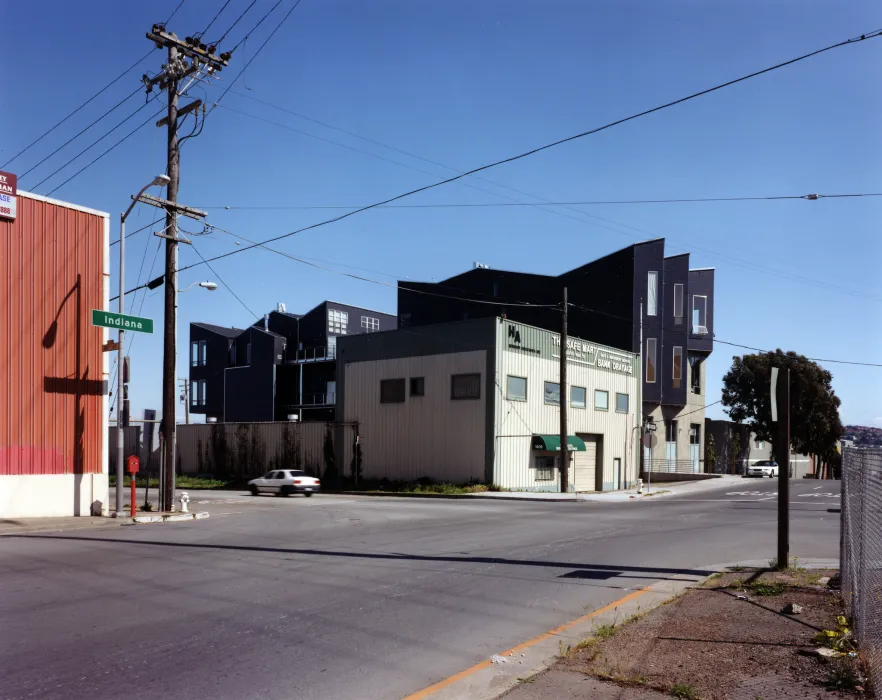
[2,0,880,426]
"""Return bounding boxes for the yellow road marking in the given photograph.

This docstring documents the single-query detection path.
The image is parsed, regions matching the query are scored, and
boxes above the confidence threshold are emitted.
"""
[401,586,652,699]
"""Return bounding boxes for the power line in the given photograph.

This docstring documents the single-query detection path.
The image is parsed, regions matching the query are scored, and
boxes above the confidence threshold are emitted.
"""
[165,0,186,24]
[189,29,882,281]
[230,0,287,51]
[1,51,155,170]
[44,105,166,196]
[19,85,145,180]
[198,192,882,210]
[110,217,165,247]
[216,0,259,44]
[213,0,304,107]
[31,95,160,192]
[196,222,882,368]
[215,87,882,301]
[199,0,234,38]
[189,240,260,319]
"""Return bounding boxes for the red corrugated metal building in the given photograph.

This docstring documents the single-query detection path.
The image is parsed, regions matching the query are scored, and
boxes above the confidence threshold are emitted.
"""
[0,190,109,517]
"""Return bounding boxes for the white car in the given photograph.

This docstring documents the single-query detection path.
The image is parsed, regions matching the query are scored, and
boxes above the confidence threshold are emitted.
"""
[248,470,321,497]
[746,460,779,478]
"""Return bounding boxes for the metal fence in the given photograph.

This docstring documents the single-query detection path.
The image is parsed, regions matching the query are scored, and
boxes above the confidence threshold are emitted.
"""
[841,447,882,685]
[644,459,702,474]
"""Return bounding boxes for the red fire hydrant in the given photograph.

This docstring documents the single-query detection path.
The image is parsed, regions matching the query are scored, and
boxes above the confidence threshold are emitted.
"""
[126,455,140,517]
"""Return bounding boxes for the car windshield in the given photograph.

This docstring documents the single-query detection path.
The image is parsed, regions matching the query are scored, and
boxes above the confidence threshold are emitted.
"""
[287,471,307,477]
[755,461,775,466]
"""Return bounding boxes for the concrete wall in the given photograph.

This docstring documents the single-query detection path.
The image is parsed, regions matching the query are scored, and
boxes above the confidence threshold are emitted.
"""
[342,350,488,483]
[0,473,108,517]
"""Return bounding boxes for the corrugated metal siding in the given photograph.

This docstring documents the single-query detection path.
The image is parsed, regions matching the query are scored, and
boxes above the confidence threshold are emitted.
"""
[494,323,639,491]
[175,421,343,477]
[342,351,487,483]
[0,194,107,475]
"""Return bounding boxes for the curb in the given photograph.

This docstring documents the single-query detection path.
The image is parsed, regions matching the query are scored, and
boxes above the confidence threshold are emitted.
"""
[132,511,210,524]
[337,491,584,502]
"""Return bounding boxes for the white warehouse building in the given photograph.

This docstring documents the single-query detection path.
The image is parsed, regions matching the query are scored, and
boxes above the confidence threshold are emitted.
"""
[336,317,640,491]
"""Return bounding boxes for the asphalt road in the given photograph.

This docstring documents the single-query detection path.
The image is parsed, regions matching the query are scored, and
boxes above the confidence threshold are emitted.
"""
[0,479,840,700]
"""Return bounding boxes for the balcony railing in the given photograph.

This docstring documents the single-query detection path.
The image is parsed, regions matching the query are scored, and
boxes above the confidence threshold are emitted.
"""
[643,458,702,474]
[285,392,336,408]
[288,345,337,363]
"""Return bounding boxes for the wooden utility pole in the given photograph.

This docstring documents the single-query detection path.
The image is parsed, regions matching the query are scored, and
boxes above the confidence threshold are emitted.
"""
[771,366,791,568]
[560,286,569,493]
[143,25,229,511]
[179,377,190,425]
[161,42,180,513]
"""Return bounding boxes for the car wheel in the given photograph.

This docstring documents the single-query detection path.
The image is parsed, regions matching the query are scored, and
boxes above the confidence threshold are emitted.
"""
[304,491,313,498]
[250,485,259,496]
[281,486,292,497]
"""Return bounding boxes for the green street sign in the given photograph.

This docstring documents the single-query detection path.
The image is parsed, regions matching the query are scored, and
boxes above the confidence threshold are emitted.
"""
[91,310,154,334]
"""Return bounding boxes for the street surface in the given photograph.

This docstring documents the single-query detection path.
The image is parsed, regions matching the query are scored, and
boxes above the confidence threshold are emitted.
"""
[0,478,839,700]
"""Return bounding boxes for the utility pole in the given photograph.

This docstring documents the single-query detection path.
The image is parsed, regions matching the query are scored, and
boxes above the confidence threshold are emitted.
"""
[772,366,791,568]
[560,286,569,493]
[179,377,190,424]
[143,25,228,511]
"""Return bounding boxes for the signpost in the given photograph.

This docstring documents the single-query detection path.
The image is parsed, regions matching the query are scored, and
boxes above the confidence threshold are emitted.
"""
[642,432,658,492]
[0,170,17,220]
[126,455,140,518]
[91,310,154,334]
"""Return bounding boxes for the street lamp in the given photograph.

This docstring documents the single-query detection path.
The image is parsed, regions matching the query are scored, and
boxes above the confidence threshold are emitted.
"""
[179,280,218,292]
[116,174,170,518]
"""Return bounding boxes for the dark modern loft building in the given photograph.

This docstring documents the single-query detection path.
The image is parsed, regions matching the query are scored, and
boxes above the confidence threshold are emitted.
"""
[189,300,396,423]
[398,238,715,472]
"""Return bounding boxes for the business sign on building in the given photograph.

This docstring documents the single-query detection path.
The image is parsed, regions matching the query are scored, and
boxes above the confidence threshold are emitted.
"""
[0,171,17,220]
[503,321,637,376]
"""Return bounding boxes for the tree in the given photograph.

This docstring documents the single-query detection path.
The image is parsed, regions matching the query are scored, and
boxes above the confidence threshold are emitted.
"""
[721,350,843,466]
[706,434,717,473]
[730,430,742,475]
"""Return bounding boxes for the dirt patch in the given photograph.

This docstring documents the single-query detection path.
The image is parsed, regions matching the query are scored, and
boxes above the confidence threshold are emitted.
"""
[505,569,870,700]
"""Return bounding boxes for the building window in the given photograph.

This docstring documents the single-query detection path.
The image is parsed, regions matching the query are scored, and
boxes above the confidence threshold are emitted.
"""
[506,375,527,402]
[616,392,629,413]
[692,295,707,334]
[544,381,560,405]
[672,346,683,389]
[361,316,380,331]
[246,342,252,365]
[646,338,657,383]
[228,340,236,366]
[571,386,586,408]
[690,424,701,445]
[756,439,764,450]
[451,373,481,400]
[594,389,609,411]
[192,379,206,407]
[410,377,425,397]
[666,420,678,443]
[673,283,684,325]
[647,271,658,316]
[534,456,557,481]
[328,309,349,334]
[689,355,702,394]
[191,340,207,367]
[380,378,406,403]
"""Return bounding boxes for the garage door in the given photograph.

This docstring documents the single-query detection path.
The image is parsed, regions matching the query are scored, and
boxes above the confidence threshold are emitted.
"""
[572,435,598,492]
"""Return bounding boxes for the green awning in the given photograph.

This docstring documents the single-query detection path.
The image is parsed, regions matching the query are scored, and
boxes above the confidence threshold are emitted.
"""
[531,435,587,452]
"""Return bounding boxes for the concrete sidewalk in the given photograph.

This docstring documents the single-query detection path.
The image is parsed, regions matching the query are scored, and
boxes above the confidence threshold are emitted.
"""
[0,515,124,536]
[342,475,744,503]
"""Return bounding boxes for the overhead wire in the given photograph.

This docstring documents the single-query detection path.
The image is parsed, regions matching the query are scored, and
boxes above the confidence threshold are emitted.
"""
[188,239,260,319]
[198,192,882,210]
[110,217,165,247]
[216,0,259,44]
[186,221,882,368]
[165,0,187,24]
[44,104,166,196]
[185,28,882,285]
[198,0,234,38]
[19,85,146,180]
[213,0,304,109]
[230,0,287,51]
[1,50,155,169]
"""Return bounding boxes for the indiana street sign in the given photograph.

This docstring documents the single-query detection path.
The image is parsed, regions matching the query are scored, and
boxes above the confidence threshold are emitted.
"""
[91,310,154,334]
